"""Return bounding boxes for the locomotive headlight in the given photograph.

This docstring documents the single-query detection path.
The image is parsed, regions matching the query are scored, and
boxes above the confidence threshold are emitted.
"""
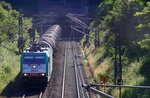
[24,73,27,76]
[41,73,45,76]
[33,65,36,68]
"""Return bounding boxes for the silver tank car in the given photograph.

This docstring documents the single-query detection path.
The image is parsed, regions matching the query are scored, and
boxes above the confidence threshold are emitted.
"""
[37,25,61,49]
[20,25,61,88]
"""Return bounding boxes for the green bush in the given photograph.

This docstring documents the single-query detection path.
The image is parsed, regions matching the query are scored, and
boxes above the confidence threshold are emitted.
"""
[80,0,150,97]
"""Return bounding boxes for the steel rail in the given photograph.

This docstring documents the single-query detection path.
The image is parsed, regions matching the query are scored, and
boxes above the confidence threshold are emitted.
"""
[61,30,73,98]
[22,91,43,98]
[39,92,43,98]
[72,31,89,98]
[72,40,81,98]
[75,44,90,98]
[22,94,25,98]
[61,42,68,98]
[72,31,83,98]
[77,49,89,98]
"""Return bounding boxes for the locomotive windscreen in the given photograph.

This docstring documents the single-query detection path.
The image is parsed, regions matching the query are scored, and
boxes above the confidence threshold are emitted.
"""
[22,55,47,73]
[23,56,45,64]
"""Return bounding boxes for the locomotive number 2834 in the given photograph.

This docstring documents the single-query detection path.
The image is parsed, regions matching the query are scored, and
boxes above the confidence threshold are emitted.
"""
[31,69,38,72]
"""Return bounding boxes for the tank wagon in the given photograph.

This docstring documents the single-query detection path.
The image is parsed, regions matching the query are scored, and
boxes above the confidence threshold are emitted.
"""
[20,25,61,88]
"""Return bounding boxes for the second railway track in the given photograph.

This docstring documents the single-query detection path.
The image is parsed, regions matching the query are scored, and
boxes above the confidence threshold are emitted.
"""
[61,36,78,98]
[72,31,90,98]
[61,31,89,98]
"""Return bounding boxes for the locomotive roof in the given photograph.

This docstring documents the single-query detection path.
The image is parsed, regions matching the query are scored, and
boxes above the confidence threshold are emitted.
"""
[24,48,49,53]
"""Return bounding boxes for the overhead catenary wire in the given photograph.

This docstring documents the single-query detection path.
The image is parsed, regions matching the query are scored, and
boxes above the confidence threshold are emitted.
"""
[71,26,113,47]
[66,14,89,29]
[66,14,114,47]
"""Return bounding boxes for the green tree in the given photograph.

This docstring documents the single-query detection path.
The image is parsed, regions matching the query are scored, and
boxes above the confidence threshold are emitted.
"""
[135,2,150,50]
[0,1,32,44]
[0,1,19,42]
[82,0,150,97]
[138,34,150,50]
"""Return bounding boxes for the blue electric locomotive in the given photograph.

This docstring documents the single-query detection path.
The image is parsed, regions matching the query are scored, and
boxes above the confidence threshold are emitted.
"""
[20,25,61,87]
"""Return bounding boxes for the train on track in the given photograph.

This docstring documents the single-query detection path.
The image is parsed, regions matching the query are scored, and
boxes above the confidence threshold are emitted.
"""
[20,25,61,88]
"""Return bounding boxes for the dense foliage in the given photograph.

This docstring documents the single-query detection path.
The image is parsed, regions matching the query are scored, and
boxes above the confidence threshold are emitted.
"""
[0,0,32,92]
[0,1,32,43]
[81,0,150,97]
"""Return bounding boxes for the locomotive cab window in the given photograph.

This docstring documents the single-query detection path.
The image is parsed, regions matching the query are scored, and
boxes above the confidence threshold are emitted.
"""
[23,56,45,64]
[23,56,34,64]
[35,56,45,64]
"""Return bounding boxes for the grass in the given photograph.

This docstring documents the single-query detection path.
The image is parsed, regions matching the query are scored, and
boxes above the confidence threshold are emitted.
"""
[81,41,150,98]
[123,60,144,86]
[87,54,97,70]
[121,56,150,98]
[94,57,113,78]
[0,41,20,92]
[84,66,93,82]
[111,59,145,97]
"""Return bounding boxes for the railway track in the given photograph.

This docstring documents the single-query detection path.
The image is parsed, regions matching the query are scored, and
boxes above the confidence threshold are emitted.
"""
[22,91,43,98]
[61,31,89,98]
[2,31,88,98]
[72,41,82,98]
[61,40,68,98]
[72,31,90,98]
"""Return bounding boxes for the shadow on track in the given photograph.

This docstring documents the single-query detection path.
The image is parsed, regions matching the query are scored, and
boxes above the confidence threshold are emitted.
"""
[0,73,45,98]
[0,73,24,97]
